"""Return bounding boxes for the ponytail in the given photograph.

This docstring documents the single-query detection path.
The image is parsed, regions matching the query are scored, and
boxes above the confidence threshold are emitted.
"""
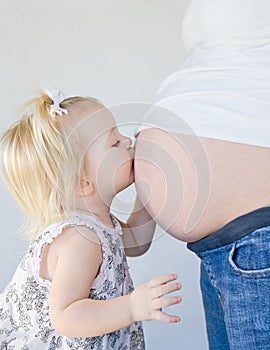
[0,89,99,239]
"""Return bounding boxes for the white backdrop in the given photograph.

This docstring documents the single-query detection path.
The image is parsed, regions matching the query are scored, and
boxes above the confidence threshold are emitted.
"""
[0,1,208,348]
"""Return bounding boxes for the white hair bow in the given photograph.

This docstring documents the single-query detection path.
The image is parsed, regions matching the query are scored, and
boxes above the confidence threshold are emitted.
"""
[44,88,68,118]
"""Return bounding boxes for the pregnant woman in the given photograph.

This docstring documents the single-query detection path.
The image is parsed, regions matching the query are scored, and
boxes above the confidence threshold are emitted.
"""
[134,1,270,349]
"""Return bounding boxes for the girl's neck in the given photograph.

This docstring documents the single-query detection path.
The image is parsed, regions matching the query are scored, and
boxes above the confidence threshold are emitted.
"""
[75,207,114,228]
[74,190,115,228]
[74,198,114,228]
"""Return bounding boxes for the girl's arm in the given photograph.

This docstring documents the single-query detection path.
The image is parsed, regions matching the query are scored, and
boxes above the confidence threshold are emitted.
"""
[48,226,181,338]
[120,195,156,256]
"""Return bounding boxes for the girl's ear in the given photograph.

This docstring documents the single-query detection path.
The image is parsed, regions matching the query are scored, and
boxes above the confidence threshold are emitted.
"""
[74,178,94,196]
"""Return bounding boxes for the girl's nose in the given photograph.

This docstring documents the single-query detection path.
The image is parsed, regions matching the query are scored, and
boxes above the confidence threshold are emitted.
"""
[123,136,132,149]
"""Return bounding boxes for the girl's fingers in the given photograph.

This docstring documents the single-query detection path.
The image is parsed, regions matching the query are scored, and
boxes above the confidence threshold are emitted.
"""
[154,310,181,323]
[151,282,181,299]
[153,295,182,310]
[149,273,178,288]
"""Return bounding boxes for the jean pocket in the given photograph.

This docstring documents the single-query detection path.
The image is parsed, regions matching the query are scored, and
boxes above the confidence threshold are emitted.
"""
[229,226,270,278]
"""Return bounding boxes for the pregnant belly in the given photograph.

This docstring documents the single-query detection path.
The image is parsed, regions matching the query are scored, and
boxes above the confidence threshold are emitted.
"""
[134,128,270,242]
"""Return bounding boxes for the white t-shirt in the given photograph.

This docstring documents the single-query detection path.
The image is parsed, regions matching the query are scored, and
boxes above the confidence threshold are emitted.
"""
[135,0,270,148]
[182,0,270,52]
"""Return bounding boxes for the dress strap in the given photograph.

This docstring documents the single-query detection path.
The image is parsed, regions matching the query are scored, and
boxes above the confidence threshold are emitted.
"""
[31,212,122,288]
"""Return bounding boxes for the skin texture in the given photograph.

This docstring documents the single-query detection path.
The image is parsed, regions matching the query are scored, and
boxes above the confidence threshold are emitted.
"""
[134,127,270,242]
[39,102,182,338]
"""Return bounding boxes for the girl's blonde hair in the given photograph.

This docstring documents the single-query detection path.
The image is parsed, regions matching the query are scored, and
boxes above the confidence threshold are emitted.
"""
[0,89,101,240]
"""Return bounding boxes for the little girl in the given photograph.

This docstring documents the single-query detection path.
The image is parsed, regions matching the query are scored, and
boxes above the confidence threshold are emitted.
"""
[0,88,181,349]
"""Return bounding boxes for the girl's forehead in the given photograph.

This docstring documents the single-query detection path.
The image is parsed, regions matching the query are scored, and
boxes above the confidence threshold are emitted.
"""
[85,107,116,134]
[73,105,117,147]
[64,101,115,128]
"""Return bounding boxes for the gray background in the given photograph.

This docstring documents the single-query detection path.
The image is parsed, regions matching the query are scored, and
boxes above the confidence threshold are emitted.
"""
[0,1,208,348]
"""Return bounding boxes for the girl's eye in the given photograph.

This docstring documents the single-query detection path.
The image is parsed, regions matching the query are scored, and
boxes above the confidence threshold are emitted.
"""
[112,140,120,147]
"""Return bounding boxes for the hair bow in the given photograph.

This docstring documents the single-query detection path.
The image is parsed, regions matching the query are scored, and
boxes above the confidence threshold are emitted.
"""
[44,88,68,118]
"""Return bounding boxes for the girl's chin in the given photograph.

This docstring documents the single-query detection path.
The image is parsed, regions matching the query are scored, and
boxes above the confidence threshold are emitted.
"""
[120,174,135,192]
[129,170,135,185]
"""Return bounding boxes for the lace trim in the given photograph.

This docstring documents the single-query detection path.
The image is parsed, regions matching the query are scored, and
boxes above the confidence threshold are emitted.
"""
[32,212,122,289]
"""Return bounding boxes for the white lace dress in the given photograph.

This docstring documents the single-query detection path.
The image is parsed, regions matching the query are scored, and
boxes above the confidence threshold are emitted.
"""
[0,211,145,349]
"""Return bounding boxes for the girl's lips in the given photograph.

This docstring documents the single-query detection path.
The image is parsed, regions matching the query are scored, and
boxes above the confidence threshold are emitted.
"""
[129,147,135,158]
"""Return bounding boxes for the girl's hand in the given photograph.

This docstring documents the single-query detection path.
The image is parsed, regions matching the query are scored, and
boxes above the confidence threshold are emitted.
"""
[130,273,181,323]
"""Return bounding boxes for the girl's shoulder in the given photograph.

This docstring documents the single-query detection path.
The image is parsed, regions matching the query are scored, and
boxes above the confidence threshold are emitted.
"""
[33,211,122,250]
[27,211,122,289]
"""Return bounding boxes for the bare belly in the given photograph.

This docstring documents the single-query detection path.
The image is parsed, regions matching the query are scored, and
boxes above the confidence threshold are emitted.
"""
[134,128,270,242]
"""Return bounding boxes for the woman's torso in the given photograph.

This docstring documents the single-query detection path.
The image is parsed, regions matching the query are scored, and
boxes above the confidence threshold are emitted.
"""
[135,129,270,242]
[182,0,270,53]
[134,0,270,242]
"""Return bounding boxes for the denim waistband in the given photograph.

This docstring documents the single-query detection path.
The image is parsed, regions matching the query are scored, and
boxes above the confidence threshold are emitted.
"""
[187,206,270,253]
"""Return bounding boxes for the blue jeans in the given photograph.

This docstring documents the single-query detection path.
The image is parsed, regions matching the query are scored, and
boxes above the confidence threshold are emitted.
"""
[187,207,270,350]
